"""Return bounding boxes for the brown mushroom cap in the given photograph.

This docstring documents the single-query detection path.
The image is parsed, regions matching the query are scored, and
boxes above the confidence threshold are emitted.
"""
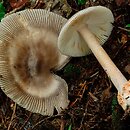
[0,9,70,115]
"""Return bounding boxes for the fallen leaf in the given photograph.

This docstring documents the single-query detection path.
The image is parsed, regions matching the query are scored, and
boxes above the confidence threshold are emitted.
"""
[125,64,130,74]
[101,87,112,101]
[121,34,128,44]
[9,0,27,9]
[115,0,125,6]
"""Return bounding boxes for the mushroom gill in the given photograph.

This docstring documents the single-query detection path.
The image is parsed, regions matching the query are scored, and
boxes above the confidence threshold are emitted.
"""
[0,9,70,115]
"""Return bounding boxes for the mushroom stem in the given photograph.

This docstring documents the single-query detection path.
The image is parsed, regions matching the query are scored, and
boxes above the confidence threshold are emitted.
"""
[79,25,129,109]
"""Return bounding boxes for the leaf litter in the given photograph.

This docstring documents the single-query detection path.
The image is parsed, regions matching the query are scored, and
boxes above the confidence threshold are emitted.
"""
[0,0,130,130]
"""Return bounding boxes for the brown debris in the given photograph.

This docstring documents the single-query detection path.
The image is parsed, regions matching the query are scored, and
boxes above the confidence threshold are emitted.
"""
[0,0,130,130]
[125,64,130,74]
[115,0,126,6]
[9,0,28,9]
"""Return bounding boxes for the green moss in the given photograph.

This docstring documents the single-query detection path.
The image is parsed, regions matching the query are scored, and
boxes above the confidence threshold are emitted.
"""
[63,64,80,78]
[111,95,122,130]
[77,0,87,5]
[0,2,6,21]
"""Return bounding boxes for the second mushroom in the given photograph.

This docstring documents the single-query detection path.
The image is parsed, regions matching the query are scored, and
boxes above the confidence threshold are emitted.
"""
[58,6,130,110]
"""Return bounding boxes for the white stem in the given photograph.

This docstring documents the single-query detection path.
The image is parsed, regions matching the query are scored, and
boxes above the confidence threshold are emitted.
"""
[79,26,127,93]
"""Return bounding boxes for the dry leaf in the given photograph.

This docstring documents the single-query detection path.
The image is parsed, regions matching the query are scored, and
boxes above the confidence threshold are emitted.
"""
[101,87,112,101]
[115,0,125,6]
[121,34,128,44]
[125,64,130,74]
[9,0,27,9]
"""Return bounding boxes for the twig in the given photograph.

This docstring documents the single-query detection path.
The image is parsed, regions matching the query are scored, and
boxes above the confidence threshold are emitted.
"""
[78,113,86,130]
[19,112,32,130]
[78,99,89,130]
[69,98,79,107]
[60,117,65,130]
[0,110,7,128]
[78,81,87,97]
[30,0,45,9]
[88,92,98,102]
[32,114,62,129]
[30,0,39,8]
[113,38,128,59]
[69,81,88,107]
[118,27,130,32]
[7,103,17,130]
[121,108,130,120]
[90,71,99,78]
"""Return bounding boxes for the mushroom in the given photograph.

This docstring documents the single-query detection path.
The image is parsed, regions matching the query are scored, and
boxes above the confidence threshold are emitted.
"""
[0,9,70,115]
[58,6,130,110]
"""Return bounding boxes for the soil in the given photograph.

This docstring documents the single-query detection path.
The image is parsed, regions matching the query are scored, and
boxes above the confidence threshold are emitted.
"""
[0,0,130,130]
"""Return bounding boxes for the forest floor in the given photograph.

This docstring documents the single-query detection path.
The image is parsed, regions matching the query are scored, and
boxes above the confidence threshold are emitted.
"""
[0,0,130,130]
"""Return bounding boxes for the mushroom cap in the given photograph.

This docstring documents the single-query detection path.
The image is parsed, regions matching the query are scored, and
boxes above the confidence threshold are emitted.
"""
[58,6,114,57]
[0,9,69,115]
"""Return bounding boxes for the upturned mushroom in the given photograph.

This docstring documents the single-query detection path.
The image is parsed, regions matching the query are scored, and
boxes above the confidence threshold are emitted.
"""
[0,9,70,115]
[58,6,130,110]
